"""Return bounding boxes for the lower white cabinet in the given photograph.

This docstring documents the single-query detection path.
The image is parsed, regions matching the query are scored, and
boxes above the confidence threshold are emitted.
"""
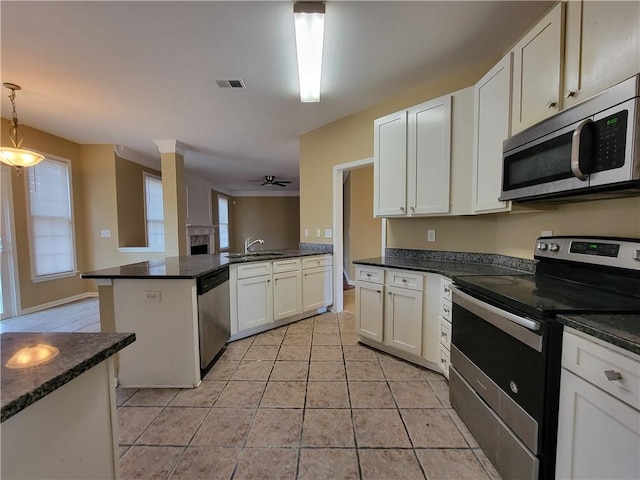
[383,285,423,355]
[302,255,333,312]
[237,274,273,331]
[355,281,384,341]
[556,328,640,479]
[273,270,302,321]
[437,277,453,378]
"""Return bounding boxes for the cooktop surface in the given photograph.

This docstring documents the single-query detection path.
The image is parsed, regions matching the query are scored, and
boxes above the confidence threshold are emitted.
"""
[453,274,640,320]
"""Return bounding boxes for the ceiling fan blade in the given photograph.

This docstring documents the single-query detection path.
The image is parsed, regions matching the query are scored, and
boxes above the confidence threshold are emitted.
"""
[274,182,287,187]
[260,182,268,186]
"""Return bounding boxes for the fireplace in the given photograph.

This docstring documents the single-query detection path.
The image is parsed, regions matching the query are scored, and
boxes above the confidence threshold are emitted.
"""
[187,227,215,256]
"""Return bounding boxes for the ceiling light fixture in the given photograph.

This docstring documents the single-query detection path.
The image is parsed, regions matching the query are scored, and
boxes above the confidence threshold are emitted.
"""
[0,83,45,170]
[294,2,325,103]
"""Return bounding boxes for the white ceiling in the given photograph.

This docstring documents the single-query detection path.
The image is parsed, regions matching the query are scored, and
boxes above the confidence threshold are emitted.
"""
[0,1,552,194]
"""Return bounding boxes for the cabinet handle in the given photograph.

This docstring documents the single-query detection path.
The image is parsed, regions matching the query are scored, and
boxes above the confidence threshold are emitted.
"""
[387,292,392,296]
[401,278,407,283]
[444,286,450,294]
[565,91,576,98]
[546,101,557,109]
[604,370,623,381]
[443,307,450,315]
[410,206,415,212]
[400,206,405,212]
[376,290,381,294]
[366,273,372,278]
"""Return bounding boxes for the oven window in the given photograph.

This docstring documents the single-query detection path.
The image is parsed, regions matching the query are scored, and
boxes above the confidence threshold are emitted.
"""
[452,302,545,422]
[503,131,574,191]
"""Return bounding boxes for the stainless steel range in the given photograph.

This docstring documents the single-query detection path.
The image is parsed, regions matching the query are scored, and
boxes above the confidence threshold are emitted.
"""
[450,236,640,480]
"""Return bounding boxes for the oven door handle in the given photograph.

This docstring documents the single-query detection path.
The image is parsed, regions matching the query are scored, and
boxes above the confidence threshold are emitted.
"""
[452,287,543,352]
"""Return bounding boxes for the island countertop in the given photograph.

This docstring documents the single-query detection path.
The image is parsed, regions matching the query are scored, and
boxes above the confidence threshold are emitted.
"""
[1,332,135,422]
[82,250,332,280]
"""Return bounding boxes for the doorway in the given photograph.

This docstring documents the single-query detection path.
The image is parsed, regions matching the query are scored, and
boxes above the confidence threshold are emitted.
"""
[1,165,19,319]
[332,158,384,313]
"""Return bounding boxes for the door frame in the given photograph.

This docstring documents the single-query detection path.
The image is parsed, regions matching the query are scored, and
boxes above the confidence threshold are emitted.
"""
[1,165,20,319]
[332,157,386,313]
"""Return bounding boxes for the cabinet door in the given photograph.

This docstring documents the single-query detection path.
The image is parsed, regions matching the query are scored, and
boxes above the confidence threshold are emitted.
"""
[512,3,563,134]
[473,53,513,213]
[355,282,384,341]
[237,274,273,330]
[302,266,333,312]
[564,1,640,108]
[273,270,302,321]
[407,95,451,215]
[556,368,640,480]
[383,286,423,355]
[374,110,407,217]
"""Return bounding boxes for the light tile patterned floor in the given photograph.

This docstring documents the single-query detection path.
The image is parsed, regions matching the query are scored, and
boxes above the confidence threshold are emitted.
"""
[0,298,100,333]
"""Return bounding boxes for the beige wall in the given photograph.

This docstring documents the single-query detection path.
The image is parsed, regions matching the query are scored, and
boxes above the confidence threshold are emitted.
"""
[230,196,300,252]
[299,61,495,245]
[1,120,88,310]
[348,166,381,278]
[115,155,161,247]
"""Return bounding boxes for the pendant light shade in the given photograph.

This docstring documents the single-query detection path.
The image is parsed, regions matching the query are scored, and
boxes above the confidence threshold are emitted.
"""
[0,83,45,168]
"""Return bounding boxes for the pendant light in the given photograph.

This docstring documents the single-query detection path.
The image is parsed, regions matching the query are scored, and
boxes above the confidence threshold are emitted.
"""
[0,83,45,169]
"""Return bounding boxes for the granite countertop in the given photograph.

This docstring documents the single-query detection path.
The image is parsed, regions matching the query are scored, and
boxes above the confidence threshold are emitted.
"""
[557,314,640,355]
[1,332,135,422]
[82,249,332,280]
[353,256,528,278]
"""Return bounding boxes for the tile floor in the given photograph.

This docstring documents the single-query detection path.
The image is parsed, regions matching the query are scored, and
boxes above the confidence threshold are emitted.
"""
[1,290,500,479]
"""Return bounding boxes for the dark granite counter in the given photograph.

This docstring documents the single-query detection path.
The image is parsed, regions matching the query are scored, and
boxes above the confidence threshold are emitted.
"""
[558,314,640,356]
[1,332,135,422]
[82,249,332,280]
[353,256,528,278]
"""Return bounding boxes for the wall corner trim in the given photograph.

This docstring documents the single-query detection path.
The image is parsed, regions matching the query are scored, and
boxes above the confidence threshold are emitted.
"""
[154,139,188,156]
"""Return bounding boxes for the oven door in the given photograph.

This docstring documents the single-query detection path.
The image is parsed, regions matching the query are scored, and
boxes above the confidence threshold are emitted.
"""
[450,287,545,479]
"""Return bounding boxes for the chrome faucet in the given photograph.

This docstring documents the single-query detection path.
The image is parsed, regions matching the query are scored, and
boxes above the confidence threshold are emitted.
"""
[244,236,265,253]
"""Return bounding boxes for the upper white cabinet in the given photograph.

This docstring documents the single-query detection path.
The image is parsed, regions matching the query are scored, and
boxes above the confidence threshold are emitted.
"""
[374,110,407,217]
[374,95,452,217]
[407,96,452,215]
[511,3,564,134]
[472,53,513,213]
[564,0,640,108]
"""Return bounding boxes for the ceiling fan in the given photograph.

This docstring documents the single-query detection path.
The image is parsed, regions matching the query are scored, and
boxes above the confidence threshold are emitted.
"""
[255,175,291,187]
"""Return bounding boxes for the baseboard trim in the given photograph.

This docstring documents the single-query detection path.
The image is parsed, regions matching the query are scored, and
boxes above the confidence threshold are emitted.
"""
[19,292,98,316]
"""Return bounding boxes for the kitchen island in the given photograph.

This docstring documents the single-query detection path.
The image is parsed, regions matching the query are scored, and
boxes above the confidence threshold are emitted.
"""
[82,249,332,388]
[1,332,135,479]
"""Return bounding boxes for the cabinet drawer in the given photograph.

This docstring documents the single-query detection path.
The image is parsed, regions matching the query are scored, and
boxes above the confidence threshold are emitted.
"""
[439,343,450,379]
[440,298,452,321]
[439,317,451,349]
[302,255,333,269]
[273,258,301,273]
[562,328,639,410]
[237,262,272,279]
[387,270,423,291]
[440,277,452,300]
[356,266,384,284]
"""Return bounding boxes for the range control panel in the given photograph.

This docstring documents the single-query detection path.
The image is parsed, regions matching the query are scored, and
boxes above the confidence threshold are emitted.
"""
[535,236,640,270]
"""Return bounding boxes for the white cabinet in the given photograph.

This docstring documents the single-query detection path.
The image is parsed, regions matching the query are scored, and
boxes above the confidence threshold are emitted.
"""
[237,273,273,331]
[273,258,302,321]
[302,255,333,312]
[437,277,453,379]
[556,328,640,479]
[374,95,452,217]
[374,110,407,217]
[384,283,423,356]
[511,3,564,134]
[356,282,384,341]
[472,53,513,213]
[564,0,640,108]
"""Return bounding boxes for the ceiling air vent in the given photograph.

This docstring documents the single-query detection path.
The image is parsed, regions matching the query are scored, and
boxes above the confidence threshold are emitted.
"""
[215,78,246,89]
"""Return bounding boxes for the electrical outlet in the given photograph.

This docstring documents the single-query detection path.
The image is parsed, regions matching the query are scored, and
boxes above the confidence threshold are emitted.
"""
[144,291,161,302]
[316,229,321,238]
[100,229,111,238]
[427,229,436,242]
[304,228,309,237]
[324,228,332,238]
[541,230,553,237]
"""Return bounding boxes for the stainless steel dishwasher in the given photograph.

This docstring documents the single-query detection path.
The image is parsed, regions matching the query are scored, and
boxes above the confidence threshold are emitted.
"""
[197,268,230,369]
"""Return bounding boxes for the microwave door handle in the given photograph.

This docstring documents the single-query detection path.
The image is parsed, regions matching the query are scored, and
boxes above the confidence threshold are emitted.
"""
[571,118,595,181]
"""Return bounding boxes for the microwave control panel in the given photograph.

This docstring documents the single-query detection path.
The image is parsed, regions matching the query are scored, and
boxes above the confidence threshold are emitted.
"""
[594,110,628,172]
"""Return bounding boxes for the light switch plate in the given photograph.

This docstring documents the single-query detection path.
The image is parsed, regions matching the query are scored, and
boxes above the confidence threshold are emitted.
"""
[324,228,332,238]
[101,230,111,238]
[541,230,553,237]
[316,229,321,238]
[304,228,309,237]
[427,229,436,242]
[144,291,161,302]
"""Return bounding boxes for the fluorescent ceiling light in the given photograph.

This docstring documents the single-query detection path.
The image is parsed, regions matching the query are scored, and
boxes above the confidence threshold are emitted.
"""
[294,2,325,103]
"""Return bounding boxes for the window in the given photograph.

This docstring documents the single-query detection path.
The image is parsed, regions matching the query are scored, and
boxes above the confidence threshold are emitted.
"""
[218,195,229,250]
[144,174,164,249]
[26,157,75,279]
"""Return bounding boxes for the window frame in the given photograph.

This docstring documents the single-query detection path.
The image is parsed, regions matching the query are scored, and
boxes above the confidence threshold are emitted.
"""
[143,172,165,249]
[217,194,230,251]
[24,155,78,283]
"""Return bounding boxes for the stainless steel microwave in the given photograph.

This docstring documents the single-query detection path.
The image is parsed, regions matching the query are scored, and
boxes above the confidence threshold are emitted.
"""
[500,74,640,203]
